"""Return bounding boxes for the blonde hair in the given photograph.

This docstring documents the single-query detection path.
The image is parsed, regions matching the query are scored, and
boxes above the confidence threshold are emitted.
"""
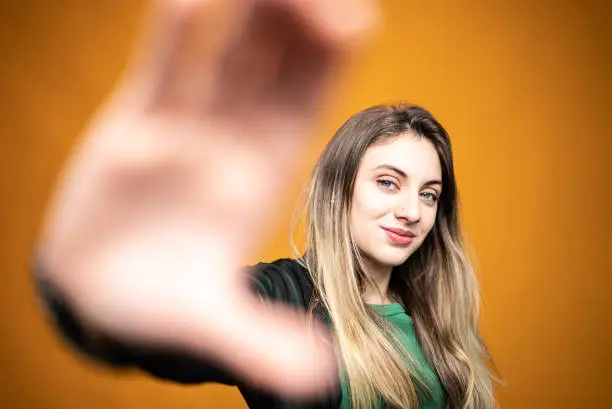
[292,104,498,408]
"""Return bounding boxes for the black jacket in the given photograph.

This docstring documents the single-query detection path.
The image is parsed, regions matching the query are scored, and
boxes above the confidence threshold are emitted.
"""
[34,257,342,409]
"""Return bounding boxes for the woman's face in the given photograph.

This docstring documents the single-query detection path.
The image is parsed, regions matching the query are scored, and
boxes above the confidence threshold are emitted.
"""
[350,133,442,270]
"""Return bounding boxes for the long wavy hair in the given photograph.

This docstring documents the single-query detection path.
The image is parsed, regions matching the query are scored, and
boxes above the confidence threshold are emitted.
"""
[292,103,498,408]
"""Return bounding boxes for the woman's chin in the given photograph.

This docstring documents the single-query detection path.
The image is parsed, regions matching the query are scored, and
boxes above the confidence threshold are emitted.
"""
[370,249,414,269]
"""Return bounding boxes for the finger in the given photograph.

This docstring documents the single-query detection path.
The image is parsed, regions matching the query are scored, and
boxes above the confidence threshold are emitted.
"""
[120,0,238,108]
[206,0,381,144]
[205,1,291,117]
[267,0,381,115]
[272,0,381,48]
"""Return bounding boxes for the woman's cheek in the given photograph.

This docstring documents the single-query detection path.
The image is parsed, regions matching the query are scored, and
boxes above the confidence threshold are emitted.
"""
[422,208,437,235]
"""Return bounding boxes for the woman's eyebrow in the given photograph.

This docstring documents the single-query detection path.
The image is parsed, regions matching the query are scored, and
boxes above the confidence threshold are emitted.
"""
[373,164,442,187]
[423,180,442,188]
[373,164,407,178]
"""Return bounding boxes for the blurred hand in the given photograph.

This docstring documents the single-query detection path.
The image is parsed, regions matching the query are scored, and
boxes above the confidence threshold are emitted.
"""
[38,0,378,399]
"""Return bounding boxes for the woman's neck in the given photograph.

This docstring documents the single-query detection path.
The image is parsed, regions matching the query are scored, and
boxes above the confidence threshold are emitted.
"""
[361,259,395,305]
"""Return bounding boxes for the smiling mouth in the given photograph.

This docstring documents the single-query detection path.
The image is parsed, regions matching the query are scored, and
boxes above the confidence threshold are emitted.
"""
[381,227,415,245]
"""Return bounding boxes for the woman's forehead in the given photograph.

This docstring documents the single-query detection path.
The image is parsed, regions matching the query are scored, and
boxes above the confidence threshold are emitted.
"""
[361,135,442,179]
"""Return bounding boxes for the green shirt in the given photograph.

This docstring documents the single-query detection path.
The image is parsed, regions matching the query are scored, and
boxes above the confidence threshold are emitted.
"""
[339,303,446,409]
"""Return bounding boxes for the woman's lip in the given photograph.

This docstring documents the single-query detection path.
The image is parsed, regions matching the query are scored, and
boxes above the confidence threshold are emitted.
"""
[381,227,416,237]
[382,227,414,245]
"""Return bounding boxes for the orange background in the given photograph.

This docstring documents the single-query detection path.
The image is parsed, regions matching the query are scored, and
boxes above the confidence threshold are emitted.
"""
[1,1,610,408]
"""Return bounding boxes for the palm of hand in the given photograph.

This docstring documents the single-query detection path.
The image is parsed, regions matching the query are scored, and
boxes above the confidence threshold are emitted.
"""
[40,0,377,398]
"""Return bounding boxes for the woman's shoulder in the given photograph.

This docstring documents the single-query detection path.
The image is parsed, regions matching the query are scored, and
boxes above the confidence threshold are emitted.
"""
[247,258,314,308]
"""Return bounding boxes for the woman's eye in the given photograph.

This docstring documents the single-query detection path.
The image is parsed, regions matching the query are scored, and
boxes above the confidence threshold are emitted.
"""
[377,179,398,191]
[421,191,439,202]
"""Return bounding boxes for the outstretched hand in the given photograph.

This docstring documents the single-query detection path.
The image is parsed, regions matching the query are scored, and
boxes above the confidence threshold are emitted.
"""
[38,0,378,398]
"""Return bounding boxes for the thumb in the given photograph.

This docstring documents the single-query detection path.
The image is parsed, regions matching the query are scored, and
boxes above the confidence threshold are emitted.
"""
[201,297,339,399]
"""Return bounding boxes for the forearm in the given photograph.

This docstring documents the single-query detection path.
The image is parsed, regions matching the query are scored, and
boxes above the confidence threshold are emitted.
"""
[33,254,135,365]
[34,246,228,353]
[33,252,238,385]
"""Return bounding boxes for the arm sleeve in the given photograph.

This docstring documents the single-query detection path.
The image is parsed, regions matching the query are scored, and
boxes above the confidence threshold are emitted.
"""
[32,256,308,386]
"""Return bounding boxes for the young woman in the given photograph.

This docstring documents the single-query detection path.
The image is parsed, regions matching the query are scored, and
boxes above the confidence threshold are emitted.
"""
[34,1,496,408]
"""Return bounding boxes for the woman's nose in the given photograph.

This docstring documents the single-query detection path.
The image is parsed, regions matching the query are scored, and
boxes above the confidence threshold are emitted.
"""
[394,196,420,223]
